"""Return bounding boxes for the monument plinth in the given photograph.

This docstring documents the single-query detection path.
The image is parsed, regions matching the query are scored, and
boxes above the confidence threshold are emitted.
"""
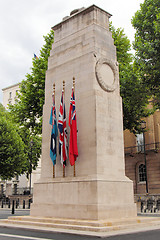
[30,5,137,220]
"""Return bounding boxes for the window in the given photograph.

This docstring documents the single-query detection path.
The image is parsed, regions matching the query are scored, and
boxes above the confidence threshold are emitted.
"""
[9,91,12,99]
[15,90,18,98]
[136,133,144,152]
[1,184,4,194]
[139,164,146,182]
[15,90,19,103]
[16,175,19,181]
[13,184,17,195]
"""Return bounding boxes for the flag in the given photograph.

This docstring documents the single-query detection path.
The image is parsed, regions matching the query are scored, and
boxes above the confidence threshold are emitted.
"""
[58,91,68,167]
[34,53,38,59]
[69,88,78,166]
[49,94,58,165]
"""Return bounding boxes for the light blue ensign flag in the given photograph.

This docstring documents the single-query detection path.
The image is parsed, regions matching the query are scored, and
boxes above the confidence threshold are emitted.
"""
[49,96,58,165]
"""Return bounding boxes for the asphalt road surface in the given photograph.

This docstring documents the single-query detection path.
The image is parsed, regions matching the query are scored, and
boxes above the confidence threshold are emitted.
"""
[0,226,160,240]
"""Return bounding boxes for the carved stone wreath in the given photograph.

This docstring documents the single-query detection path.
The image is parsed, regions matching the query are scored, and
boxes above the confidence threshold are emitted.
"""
[95,58,118,92]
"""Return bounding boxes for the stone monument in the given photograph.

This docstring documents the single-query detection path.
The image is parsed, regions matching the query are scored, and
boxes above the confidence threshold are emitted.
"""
[30,5,137,220]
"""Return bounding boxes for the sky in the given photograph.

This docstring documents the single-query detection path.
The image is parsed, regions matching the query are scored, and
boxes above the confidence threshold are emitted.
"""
[0,0,144,103]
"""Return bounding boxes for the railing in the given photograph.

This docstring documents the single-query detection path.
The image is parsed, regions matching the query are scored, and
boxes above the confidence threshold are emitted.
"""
[0,187,33,210]
[0,198,32,209]
[0,187,33,198]
[135,194,160,213]
[125,142,160,154]
[12,187,33,196]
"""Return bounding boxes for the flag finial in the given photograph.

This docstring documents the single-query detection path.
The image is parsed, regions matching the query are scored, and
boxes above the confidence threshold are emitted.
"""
[63,81,65,92]
[53,83,55,95]
[73,77,75,91]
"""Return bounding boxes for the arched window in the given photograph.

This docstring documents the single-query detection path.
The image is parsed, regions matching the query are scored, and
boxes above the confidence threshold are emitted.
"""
[139,164,146,182]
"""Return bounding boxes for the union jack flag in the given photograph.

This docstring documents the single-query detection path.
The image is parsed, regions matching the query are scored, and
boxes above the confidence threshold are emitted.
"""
[69,88,78,166]
[58,91,68,167]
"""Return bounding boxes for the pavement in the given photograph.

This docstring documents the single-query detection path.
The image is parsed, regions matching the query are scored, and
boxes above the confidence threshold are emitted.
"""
[138,212,160,217]
[0,208,30,219]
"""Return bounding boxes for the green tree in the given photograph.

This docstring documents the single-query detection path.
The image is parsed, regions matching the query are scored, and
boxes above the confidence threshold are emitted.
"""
[0,104,27,179]
[10,30,54,135]
[120,64,151,133]
[132,0,160,108]
[110,24,151,133]
[109,24,132,72]
[17,126,42,177]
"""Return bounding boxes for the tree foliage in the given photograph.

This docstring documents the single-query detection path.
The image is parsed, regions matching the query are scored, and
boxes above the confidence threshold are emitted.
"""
[17,126,42,175]
[110,24,151,133]
[132,0,160,108]
[0,103,41,179]
[120,65,151,133]
[109,24,132,71]
[0,104,27,179]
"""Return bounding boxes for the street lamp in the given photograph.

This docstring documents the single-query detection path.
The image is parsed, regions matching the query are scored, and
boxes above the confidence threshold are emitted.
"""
[29,139,33,195]
[140,120,148,194]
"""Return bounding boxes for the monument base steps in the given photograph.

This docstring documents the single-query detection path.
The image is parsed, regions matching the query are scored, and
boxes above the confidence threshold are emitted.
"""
[1,215,160,235]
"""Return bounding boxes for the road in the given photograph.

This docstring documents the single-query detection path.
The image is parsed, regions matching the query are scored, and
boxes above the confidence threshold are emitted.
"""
[0,226,160,240]
[0,210,160,239]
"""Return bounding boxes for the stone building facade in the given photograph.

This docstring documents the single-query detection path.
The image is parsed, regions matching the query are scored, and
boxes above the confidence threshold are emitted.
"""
[124,110,160,196]
[2,83,20,107]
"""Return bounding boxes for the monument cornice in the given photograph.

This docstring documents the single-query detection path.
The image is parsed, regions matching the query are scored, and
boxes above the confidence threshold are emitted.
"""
[52,5,112,31]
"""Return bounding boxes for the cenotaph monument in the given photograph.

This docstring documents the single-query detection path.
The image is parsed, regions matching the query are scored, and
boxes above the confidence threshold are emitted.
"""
[30,5,137,221]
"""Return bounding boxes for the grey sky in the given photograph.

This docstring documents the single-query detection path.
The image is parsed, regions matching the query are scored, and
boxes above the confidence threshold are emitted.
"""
[0,0,144,103]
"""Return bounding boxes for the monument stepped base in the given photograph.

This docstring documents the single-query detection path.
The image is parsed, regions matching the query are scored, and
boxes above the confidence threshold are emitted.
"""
[1,215,160,236]
[30,178,137,220]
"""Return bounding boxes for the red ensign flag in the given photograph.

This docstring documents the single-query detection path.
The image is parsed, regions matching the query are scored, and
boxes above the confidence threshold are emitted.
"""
[69,88,78,166]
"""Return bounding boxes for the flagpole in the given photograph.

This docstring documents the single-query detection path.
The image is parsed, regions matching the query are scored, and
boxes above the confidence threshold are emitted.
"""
[63,80,65,178]
[73,77,76,177]
[53,83,55,178]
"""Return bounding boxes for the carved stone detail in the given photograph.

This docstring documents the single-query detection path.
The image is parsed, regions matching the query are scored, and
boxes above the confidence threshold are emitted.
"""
[95,58,118,92]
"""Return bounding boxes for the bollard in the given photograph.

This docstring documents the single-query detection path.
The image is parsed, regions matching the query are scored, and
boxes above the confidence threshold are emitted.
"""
[28,199,31,209]
[23,200,25,209]
[141,202,143,212]
[16,200,18,209]
[12,200,15,214]
[8,200,10,208]
[1,200,3,208]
